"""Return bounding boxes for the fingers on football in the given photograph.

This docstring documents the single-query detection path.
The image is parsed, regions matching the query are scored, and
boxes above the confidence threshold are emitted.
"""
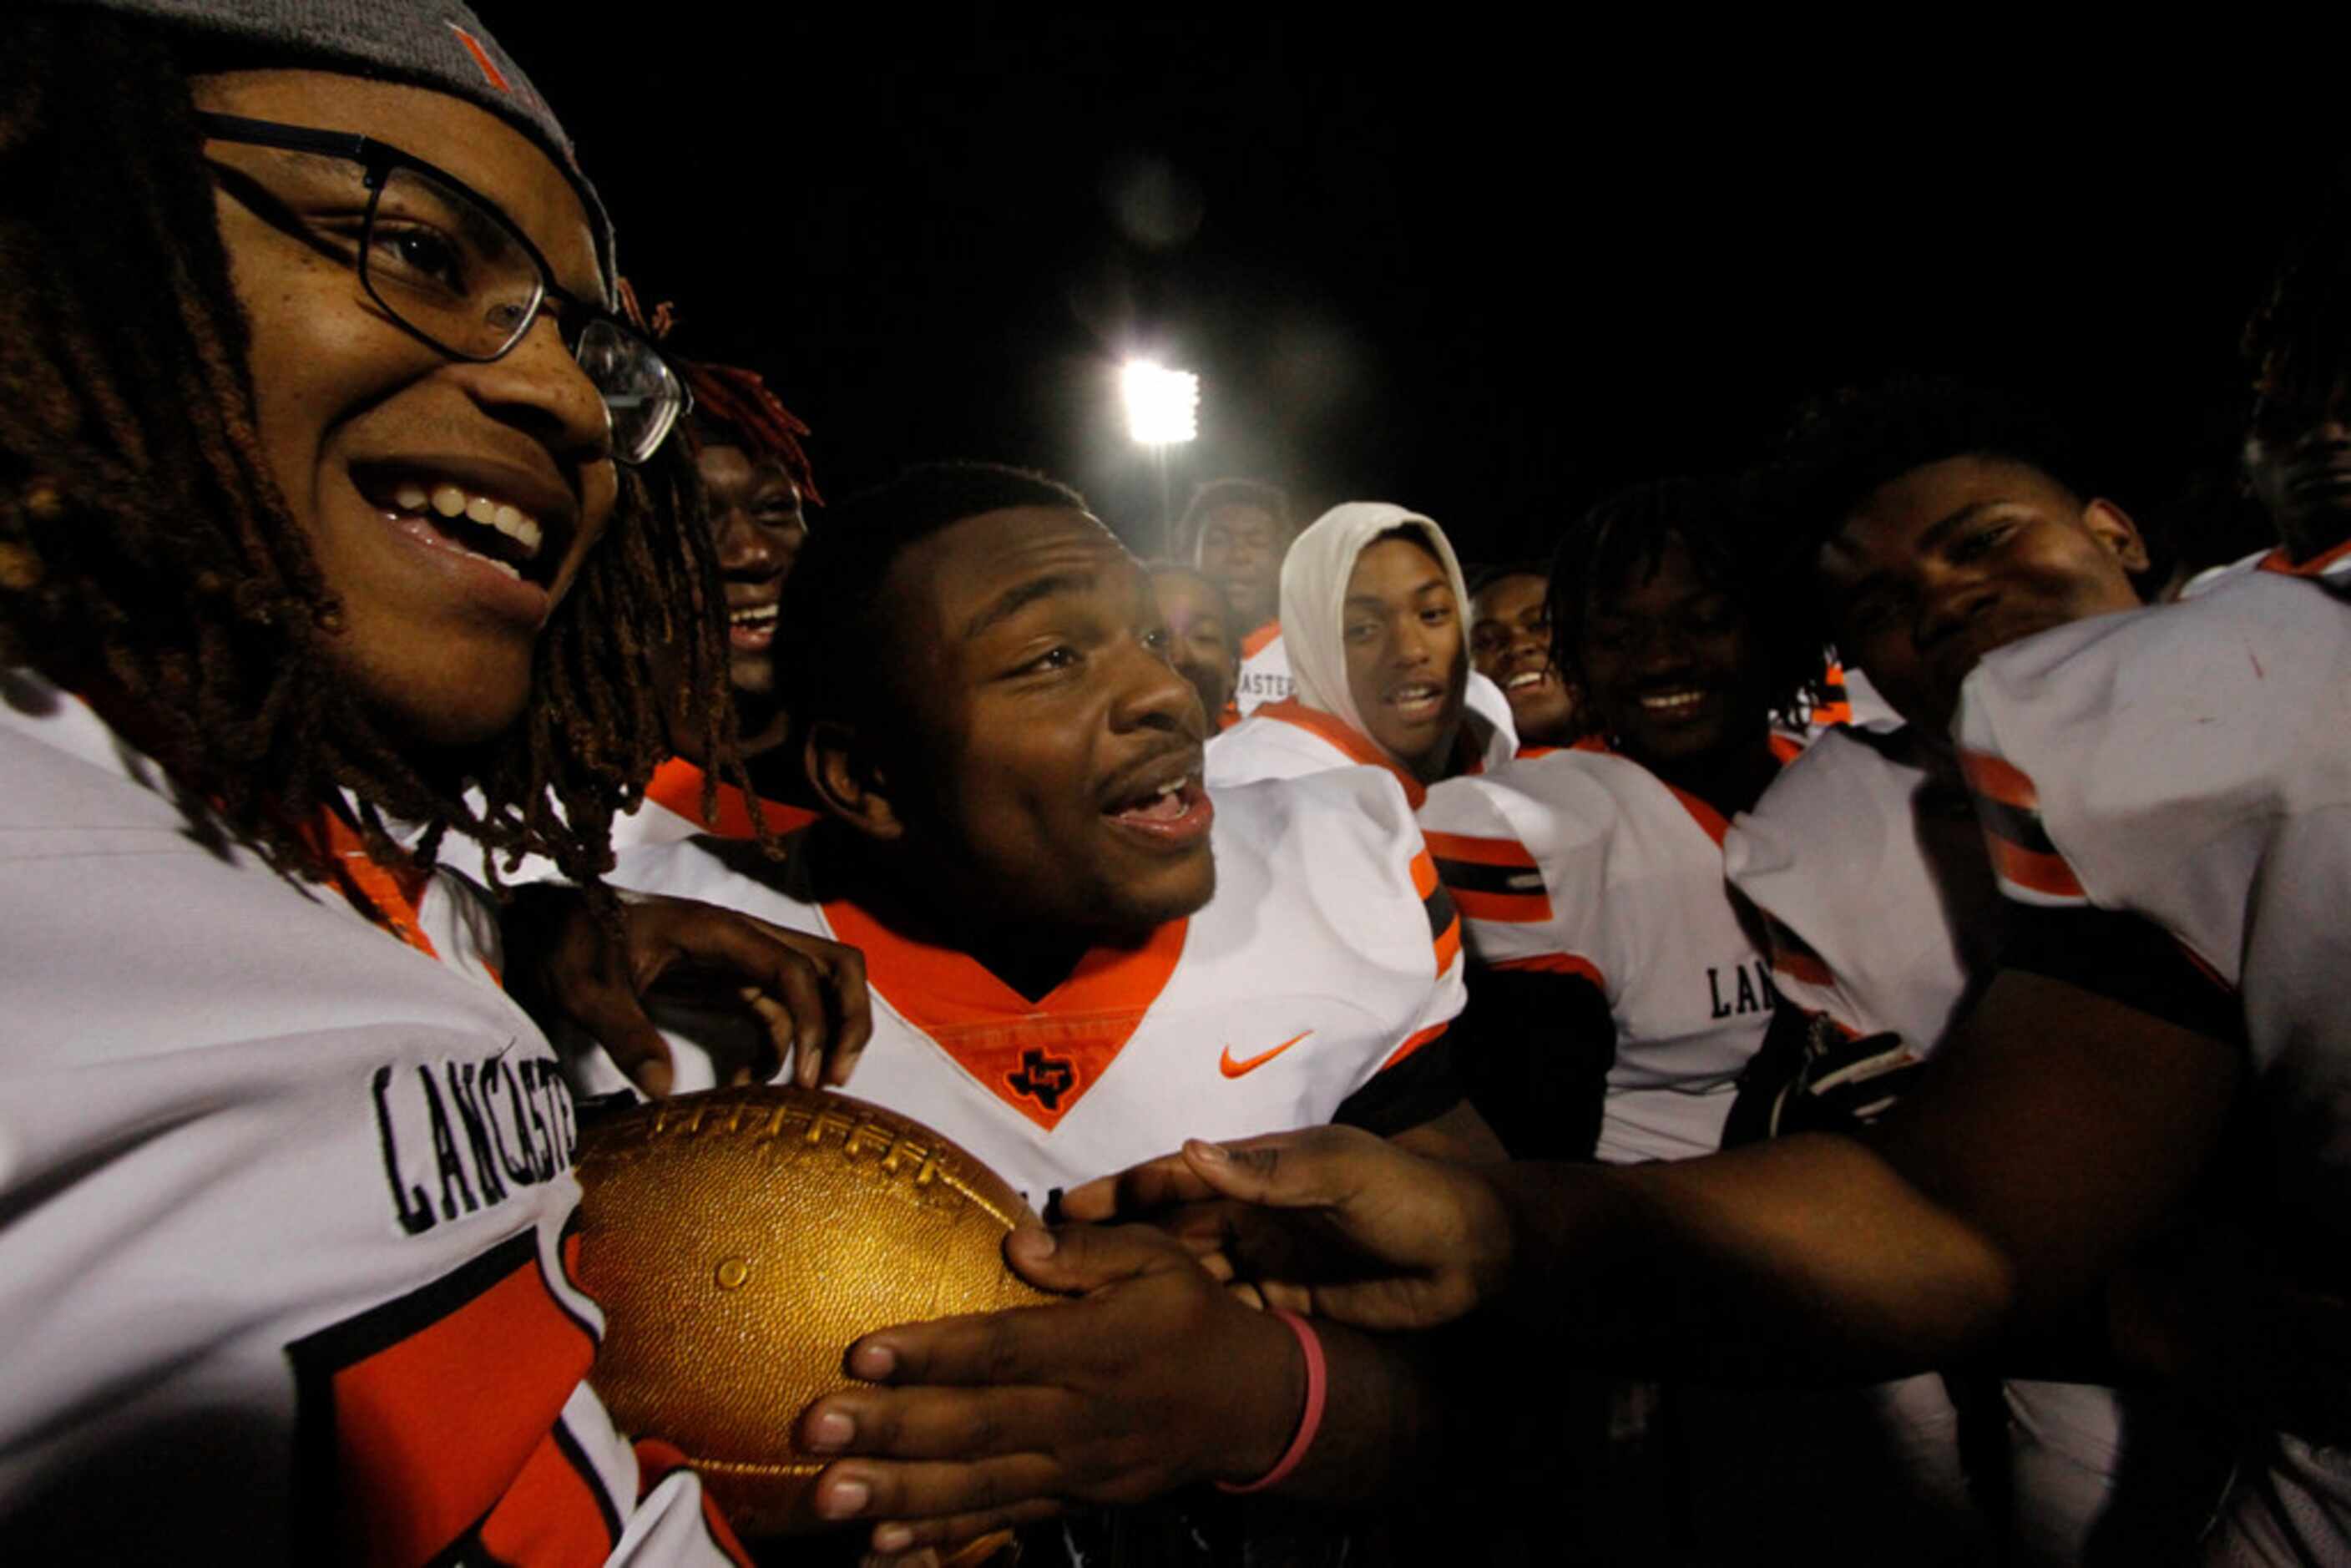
[571,993,675,1100]
[671,908,873,1087]
[802,1385,1068,1462]
[852,1247,1177,1388]
[1000,1222,1191,1297]
[1059,1152,1217,1221]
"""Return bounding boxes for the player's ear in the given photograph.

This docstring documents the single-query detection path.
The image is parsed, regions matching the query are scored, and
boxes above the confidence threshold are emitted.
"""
[2082,498,2151,575]
[805,720,903,842]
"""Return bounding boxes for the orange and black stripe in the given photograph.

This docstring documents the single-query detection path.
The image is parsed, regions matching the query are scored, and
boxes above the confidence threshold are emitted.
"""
[1959,749,2086,903]
[1425,830,1552,924]
[1410,844,1464,973]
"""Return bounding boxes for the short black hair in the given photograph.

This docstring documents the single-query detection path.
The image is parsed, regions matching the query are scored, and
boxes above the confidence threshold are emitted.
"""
[775,463,1087,732]
[1774,377,2092,553]
[1756,377,2099,666]
[1546,475,1826,724]
[1466,560,1550,601]
[1171,477,1292,559]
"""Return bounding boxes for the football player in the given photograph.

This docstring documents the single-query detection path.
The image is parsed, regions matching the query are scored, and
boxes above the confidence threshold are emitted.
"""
[579,463,1500,1557]
[1725,381,2227,1561]
[1420,477,1819,1166]
[595,463,1497,1196]
[1207,502,1518,797]
[1175,478,1295,722]
[1466,563,1580,751]
[626,358,827,847]
[0,3,859,1556]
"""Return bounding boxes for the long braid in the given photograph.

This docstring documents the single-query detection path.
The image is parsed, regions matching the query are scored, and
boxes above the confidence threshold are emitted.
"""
[0,13,731,892]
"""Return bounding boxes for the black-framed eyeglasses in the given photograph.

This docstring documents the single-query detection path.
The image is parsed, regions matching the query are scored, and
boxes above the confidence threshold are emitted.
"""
[193,111,688,465]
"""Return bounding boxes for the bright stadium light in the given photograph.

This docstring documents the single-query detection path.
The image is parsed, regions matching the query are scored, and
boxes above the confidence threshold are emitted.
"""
[1121,360,1200,446]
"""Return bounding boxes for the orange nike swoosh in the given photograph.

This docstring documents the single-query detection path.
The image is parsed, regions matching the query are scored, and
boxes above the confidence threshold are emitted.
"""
[1220,1030,1313,1079]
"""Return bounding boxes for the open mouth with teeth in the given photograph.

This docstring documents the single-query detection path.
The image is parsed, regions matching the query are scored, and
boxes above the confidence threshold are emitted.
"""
[1504,669,1557,694]
[357,469,562,589]
[1382,681,1449,724]
[1104,771,1214,847]
[1636,688,1712,720]
[729,601,781,650]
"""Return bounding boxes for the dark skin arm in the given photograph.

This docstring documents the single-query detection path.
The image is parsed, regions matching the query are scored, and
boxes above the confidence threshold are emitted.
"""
[1071,969,2244,1380]
[503,883,872,1097]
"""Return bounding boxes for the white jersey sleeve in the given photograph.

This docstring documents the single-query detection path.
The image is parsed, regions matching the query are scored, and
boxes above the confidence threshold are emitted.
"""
[1725,727,2002,1054]
[1954,573,2351,1191]
[1205,704,1355,788]
[0,675,744,1563]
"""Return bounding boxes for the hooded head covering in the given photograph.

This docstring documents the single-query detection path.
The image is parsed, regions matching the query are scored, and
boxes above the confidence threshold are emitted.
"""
[1278,501,1476,756]
[47,0,614,286]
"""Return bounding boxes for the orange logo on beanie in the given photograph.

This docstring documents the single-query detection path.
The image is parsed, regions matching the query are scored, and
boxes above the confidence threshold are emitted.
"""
[444,22,512,94]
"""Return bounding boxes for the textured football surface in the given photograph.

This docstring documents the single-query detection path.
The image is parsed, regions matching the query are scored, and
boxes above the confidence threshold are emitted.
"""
[574,1085,1055,1536]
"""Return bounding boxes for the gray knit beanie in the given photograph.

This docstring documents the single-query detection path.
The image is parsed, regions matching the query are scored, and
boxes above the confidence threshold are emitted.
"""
[39,0,614,284]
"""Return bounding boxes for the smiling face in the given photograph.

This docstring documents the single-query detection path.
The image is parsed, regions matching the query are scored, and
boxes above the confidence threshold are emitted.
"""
[192,70,617,749]
[1818,456,2146,736]
[1149,566,1239,723]
[1577,534,1767,771]
[1469,570,1577,746]
[1193,503,1288,630]
[1342,534,1468,780]
[879,507,1214,940]
[698,442,807,704]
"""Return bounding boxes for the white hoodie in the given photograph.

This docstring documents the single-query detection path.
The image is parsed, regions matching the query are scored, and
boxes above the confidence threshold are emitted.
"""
[1208,502,1515,798]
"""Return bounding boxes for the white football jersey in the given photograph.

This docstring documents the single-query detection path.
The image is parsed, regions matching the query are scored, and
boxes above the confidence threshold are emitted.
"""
[1954,550,2351,1561]
[1206,674,1520,799]
[1420,739,1796,1164]
[596,769,1467,1208]
[1725,726,2001,1052]
[1229,620,1294,721]
[0,673,744,1565]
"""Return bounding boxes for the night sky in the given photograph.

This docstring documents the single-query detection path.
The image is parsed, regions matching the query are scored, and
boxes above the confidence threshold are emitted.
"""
[487,13,2328,566]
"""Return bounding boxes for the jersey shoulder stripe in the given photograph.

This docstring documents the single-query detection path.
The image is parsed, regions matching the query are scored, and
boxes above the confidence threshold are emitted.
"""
[1424,829,1552,923]
[1409,843,1463,973]
[1957,747,2087,905]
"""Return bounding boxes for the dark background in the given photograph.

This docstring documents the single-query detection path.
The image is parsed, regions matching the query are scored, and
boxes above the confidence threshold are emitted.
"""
[485,11,2328,566]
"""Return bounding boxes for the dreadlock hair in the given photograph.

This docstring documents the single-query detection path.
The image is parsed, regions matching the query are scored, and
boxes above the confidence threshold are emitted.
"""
[675,357,822,507]
[0,11,731,891]
[1762,376,2101,655]
[1545,475,1826,728]
[1170,476,1292,561]
[775,463,1087,745]
[2243,205,2351,437]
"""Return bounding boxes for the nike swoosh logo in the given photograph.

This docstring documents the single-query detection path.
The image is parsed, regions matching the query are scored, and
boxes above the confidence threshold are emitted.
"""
[1220,1030,1313,1079]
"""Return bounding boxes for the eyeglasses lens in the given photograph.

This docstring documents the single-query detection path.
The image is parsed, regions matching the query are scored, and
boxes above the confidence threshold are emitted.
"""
[575,318,687,465]
[361,164,684,464]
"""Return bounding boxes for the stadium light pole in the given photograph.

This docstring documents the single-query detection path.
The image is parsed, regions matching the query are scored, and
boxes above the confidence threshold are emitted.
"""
[1120,360,1199,539]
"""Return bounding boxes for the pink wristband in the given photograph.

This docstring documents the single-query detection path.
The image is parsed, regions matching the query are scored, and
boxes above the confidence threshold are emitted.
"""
[1216,1308,1327,1495]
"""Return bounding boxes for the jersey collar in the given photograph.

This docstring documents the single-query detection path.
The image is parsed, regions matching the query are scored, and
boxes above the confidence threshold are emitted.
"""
[819,895,1190,1132]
